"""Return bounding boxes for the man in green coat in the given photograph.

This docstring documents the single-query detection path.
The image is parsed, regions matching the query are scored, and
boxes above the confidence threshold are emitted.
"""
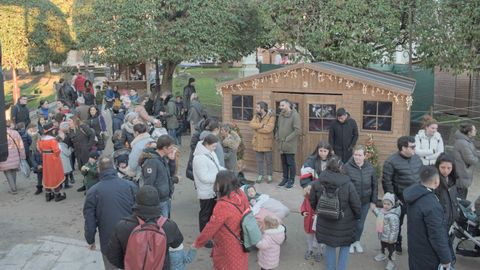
[160,92,180,145]
[80,152,100,191]
[275,99,301,189]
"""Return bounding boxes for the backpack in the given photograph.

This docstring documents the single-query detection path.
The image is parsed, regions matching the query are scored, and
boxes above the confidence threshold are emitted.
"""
[124,216,168,270]
[316,183,344,220]
[222,200,262,252]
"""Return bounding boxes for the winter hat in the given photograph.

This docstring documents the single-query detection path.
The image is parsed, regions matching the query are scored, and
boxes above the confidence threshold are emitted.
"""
[336,108,347,117]
[43,123,56,135]
[89,152,100,160]
[133,186,161,219]
[382,192,395,205]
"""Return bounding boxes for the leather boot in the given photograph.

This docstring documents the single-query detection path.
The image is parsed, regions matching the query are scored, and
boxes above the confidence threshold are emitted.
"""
[45,192,54,202]
[34,186,43,195]
[54,192,67,202]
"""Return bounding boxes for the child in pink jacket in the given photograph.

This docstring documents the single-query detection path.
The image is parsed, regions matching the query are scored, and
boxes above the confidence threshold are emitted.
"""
[256,215,286,270]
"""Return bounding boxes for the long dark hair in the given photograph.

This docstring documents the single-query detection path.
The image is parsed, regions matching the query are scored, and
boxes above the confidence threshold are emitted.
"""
[311,140,333,160]
[435,153,458,181]
[326,156,343,173]
[214,170,240,198]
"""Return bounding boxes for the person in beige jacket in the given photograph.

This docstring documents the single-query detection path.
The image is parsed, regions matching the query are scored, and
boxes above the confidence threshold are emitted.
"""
[249,101,275,183]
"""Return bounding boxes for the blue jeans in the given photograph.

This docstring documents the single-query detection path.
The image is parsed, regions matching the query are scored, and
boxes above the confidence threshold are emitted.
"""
[159,199,171,218]
[168,129,180,145]
[355,203,370,241]
[325,245,349,270]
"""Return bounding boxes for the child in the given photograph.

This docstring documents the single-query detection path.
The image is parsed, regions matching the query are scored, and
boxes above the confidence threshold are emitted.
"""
[256,215,286,270]
[30,140,43,195]
[151,120,168,140]
[371,192,400,270]
[57,133,73,189]
[169,243,197,270]
[80,152,99,191]
[300,185,322,262]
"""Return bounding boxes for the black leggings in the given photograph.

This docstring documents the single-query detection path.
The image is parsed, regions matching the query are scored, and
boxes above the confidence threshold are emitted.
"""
[199,198,216,232]
[381,241,395,260]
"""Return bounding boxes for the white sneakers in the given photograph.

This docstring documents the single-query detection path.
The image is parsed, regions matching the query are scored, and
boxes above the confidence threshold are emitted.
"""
[374,253,387,261]
[349,241,364,254]
[386,259,395,270]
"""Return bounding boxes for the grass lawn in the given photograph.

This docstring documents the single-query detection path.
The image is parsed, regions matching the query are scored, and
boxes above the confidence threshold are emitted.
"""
[4,73,62,110]
[172,67,241,107]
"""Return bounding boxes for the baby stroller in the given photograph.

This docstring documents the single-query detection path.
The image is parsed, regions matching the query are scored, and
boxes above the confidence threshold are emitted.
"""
[112,148,136,183]
[451,199,480,257]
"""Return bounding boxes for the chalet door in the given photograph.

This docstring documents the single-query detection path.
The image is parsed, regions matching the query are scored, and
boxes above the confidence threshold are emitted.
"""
[302,94,343,159]
[272,93,305,173]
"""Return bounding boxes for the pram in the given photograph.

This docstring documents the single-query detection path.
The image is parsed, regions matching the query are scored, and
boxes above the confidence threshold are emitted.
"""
[112,148,136,183]
[451,199,480,257]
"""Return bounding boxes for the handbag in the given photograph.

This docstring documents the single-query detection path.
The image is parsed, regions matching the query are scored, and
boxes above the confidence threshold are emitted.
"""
[7,133,30,178]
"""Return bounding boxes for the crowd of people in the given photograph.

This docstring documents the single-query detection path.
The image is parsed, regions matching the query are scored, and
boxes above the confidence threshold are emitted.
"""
[1,73,480,270]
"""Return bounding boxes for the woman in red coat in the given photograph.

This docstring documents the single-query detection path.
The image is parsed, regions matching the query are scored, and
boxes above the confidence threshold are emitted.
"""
[37,123,66,202]
[193,171,249,270]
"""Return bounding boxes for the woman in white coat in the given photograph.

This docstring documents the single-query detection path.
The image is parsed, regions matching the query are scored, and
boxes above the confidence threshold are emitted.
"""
[193,133,225,248]
[415,117,444,165]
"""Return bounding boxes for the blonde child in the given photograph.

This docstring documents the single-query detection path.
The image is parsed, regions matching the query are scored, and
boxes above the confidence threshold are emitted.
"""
[256,215,286,270]
[371,192,400,270]
[300,185,322,262]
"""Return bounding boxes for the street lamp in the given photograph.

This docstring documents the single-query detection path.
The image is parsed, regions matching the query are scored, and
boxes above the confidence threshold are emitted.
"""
[0,42,8,162]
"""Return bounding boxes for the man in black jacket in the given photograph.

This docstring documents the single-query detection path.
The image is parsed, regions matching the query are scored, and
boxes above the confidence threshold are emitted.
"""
[105,185,184,270]
[382,136,423,255]
[11,96,30,127]
[83,157,137,270]
[404,166,452,270]
[328,108,358,163]
[142,135,177,218]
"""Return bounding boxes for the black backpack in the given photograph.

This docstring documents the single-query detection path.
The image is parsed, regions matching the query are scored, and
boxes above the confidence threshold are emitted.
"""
[316,183,344,220]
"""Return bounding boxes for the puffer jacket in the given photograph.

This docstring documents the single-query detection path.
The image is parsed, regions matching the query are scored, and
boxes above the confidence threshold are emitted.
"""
[373,206,400,243]
[415,129,444,165]
[435,174,459,229]
[382,152,423,201]
[310,170,361,247]
[127,133,154,176]
[328,116,358,163]
[404,184,452,270]
[58,142,72,174]
[453,130,479,189]
[140,148,176,201]
[256,225,285,270]
[192,142,225,199]
[165,98,179,130]
[249,111,275,152]
[343,157,378,205]
[300,155,329,188]
[0,128,26,171]
[275,109,301,154]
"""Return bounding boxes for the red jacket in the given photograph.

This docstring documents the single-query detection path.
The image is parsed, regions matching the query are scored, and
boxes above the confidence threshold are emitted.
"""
[300,195,315,234]
[74,74,86,92]
[194,190,249,270]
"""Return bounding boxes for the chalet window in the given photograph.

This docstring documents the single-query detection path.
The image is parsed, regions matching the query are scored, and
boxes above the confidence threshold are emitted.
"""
[232,95,254,121]
[308,104,336,132]
[362,101,392,131]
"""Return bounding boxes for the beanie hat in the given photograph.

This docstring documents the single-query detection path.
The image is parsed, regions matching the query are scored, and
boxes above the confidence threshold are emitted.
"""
[133,186,161,219]
[336,108,347,117]
[382,192,395,205]
[89,151,100,160]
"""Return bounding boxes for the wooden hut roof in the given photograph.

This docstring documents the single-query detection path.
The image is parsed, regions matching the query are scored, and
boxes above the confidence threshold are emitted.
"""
[218,61,416,95]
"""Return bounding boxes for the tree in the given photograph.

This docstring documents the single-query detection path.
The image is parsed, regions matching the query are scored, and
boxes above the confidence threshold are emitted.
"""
[0,0,73,103]
[266,0,402,67]
[73,0,269,92]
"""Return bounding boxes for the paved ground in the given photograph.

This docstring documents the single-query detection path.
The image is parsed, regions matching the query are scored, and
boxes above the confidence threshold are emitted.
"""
[0,113,479,269]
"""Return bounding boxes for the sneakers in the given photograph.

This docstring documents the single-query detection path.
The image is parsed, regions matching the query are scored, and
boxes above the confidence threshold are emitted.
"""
[304,250,313,260]
[256,175,263,184]
[267,175,273,183]
[284,180,294,189]
[386,259,395,270]
[374,253,387,262]
[278,179,288,187]
[349,241,363,253]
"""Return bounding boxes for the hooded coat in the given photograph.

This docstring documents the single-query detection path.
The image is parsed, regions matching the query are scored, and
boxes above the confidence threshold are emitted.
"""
[310,170,361,247]
[328,116,358,163]
[83,168,137,253]
[275,109,301,154]
[87,110,107,151]
[372,205,401,243]
[452,130,479,189]
[192,142,225,199]
[187,99,204,125]
[165,97,179,130]
[256,225,285,269]
[140,148,176,201]
[249,111,275,152]
[343,157,378,205]
[403,183,452,270]
[193,190,250,270]
[415,129,444,165]
[200,131,225,167]
[0,128,26,171]
[127,133,154,176]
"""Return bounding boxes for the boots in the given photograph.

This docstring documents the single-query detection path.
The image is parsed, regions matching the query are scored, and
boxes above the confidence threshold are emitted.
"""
[54,193,67,202]
[34,186,43,195]
[45,192,54,202]
[64,181,72,189]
